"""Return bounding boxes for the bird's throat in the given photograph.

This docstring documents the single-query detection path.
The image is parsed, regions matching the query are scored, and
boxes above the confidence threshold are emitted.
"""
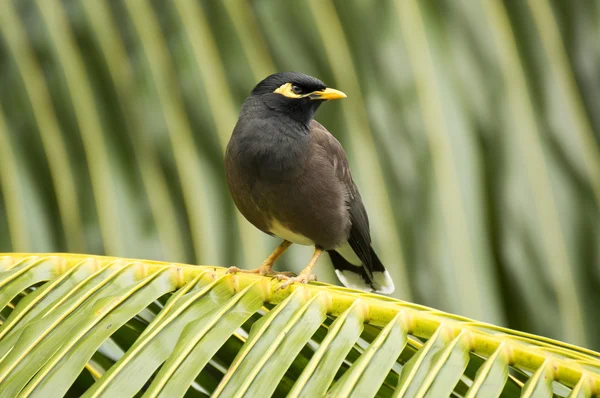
[261,94,323,126]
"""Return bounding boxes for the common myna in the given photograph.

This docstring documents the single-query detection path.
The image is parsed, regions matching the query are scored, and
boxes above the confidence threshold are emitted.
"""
[225,72,394,294]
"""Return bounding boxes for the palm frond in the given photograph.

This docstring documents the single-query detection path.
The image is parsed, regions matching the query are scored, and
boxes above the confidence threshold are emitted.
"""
[0,0,599,362]
[0,254,598,397]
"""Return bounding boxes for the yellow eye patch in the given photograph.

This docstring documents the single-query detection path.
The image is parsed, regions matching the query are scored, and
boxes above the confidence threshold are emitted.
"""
[273,83,347,101]
[273,83,303,98]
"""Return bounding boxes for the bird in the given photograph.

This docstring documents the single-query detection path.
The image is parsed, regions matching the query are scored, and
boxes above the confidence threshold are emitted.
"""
[225,72,394,294]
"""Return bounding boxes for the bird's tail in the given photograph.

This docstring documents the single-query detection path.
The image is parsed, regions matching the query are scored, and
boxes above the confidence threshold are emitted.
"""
[327,246,395,294]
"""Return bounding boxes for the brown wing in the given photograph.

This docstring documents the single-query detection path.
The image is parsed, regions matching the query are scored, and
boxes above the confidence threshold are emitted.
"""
[310,120,374,276]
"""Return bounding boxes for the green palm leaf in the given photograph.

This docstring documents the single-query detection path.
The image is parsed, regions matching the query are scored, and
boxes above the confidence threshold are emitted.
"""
[0,253,598,397]
[0,1,599,396]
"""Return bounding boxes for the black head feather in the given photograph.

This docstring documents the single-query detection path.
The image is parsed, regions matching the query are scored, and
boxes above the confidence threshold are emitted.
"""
[249,72,329,125]
[251,72,326,96]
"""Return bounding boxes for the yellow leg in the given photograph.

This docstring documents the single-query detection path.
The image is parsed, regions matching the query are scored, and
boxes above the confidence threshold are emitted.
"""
[276,247,323,290]
[227,240,294,276]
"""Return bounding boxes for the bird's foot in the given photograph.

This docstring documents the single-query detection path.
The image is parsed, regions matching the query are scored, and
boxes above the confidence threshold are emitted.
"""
[269,271,297,278]
[226,264,295,278]
[275,273,317,291]
[226,266,256,274]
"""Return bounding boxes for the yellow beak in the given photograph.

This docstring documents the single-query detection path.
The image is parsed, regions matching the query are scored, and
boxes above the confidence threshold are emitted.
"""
[309,87,347,100]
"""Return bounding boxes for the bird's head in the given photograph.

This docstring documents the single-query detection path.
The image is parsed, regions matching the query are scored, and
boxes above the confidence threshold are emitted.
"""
[250,72,346,125]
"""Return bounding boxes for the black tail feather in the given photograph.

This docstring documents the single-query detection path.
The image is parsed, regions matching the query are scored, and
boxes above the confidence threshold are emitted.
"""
[327,247,394,293]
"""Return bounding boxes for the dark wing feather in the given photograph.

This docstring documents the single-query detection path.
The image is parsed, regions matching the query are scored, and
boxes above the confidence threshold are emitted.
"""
[310,120,375,277]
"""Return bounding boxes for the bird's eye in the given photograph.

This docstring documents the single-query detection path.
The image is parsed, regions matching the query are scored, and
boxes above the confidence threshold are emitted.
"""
[291,85,303,95]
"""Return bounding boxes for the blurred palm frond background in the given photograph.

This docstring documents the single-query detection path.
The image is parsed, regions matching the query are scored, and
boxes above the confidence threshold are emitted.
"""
[0,0,598,350]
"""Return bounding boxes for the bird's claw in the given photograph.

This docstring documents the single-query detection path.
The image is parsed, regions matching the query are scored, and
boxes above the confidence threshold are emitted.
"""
[227,265,296,279]
[226,266,262,275]
[275,274,317,291]
[270,272,296,281]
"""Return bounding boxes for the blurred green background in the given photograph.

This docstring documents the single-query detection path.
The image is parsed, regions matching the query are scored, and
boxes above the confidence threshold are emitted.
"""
[0,0,598,350]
